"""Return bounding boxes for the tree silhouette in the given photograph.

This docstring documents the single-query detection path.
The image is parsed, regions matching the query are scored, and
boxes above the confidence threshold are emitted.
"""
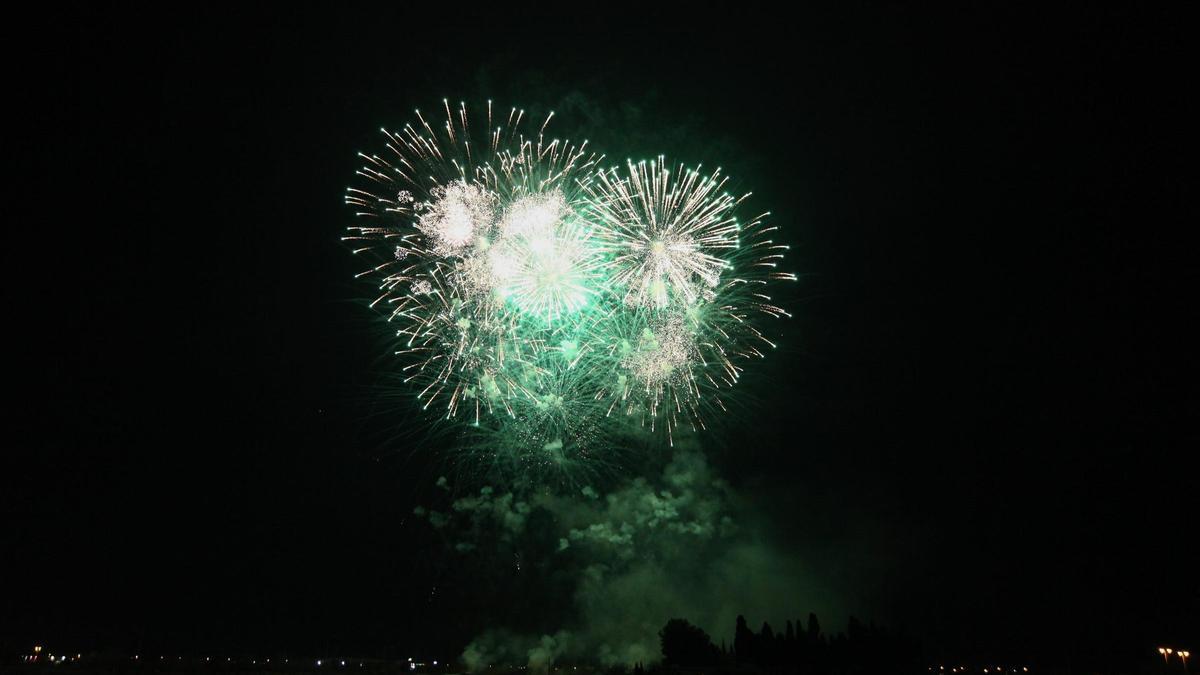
[734,614,755,665]
[659,618,721,668]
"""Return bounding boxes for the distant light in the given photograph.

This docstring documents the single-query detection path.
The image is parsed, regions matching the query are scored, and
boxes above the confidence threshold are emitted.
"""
[318,660,323,666]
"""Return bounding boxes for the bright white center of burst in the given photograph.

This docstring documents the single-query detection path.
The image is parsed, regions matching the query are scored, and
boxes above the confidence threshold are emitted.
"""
[416,181,495,256]
[499,195,562,239]
[614,232,725,309]
[442,215,474,246]
[482,190,600,320]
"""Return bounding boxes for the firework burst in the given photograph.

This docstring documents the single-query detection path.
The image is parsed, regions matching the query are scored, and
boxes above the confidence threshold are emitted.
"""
[345,103,793,475]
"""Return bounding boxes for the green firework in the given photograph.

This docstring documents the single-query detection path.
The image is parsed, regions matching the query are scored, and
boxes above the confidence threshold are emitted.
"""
[344,102,794,471]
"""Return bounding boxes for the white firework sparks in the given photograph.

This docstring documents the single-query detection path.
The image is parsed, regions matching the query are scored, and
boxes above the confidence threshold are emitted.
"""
[416,180,496,257]
[487,190,604,321]
[624,316,698,390]
[583,158,740,309]
[344,103,795,460]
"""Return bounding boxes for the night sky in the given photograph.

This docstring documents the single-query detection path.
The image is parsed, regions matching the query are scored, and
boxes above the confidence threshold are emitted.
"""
[5,5,1196,670]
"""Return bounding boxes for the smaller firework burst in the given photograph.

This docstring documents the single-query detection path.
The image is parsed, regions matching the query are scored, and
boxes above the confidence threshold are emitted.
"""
[583,159,740,310]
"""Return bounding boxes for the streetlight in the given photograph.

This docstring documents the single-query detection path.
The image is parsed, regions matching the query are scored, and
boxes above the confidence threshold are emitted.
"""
[1162,648,1174,665]
[1180,651,1190,670]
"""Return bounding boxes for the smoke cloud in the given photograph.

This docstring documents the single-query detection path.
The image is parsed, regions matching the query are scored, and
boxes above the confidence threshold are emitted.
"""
[417,446,839,671]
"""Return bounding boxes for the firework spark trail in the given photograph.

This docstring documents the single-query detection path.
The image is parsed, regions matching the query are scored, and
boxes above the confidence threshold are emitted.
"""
[583,159,738,309]
[345,103,794,473]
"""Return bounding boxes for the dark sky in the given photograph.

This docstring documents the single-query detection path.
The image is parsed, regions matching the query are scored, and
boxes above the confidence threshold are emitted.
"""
[5,4,1196,669]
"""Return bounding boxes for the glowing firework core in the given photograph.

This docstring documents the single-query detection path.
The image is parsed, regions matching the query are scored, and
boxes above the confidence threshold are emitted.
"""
[489,190,601,320]
[417,181,495,256]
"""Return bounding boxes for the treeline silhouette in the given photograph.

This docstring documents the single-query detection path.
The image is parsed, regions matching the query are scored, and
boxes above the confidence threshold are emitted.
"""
[654,613,923,675]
